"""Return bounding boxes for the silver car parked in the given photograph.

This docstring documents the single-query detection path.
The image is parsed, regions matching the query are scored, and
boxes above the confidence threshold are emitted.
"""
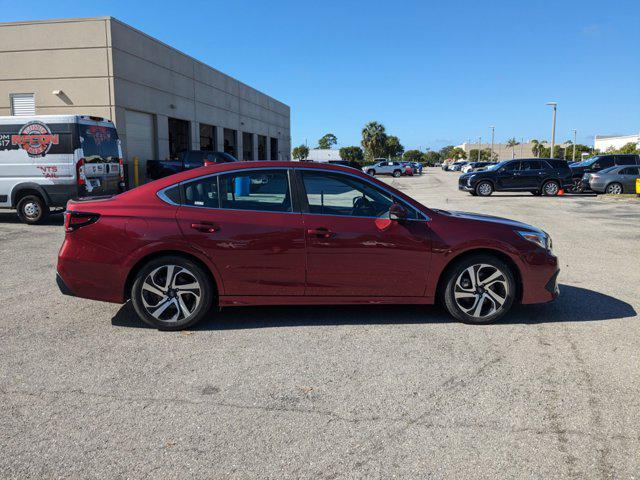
[588,165,640,194]
[362,161,404,177]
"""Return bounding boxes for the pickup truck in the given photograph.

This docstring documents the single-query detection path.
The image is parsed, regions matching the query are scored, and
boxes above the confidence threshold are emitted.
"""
[146,150,238,180]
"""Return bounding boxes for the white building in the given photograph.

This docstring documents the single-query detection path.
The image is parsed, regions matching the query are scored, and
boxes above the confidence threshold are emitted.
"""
[594,134,639,152]
[295,148,343,162]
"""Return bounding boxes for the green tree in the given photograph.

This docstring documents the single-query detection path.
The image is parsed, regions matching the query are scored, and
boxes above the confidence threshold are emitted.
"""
[339,146,364,164]
[468,148,494,162]
[292,144,310,161]
[403,149,423,163]
[317,133,337,149]
[423,150,441,166]
[530,139,545,158]
[617,142,640,155]
[439,145,455,160]
[384,135,404,159]
[361,121,388,161]
[506,138,520,158]
[450,147,467,160]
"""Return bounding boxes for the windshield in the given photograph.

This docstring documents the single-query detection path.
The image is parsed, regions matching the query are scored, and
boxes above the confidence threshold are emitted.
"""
[573,156,598,168]
[79,124,120,161]
[485,161,508,171]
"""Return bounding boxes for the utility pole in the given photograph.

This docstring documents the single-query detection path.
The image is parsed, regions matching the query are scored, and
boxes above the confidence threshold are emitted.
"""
[490,126,495,161]
[478,137,481,161]
[546,102,557,158]
[572,129,577,162]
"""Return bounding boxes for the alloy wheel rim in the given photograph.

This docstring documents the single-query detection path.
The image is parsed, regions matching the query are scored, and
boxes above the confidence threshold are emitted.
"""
[545,182,559,195]
[608,184,622,194]
[454,264,509,318]
[479,183,491,195]
[141,265,201,323]
[23,201,40,219]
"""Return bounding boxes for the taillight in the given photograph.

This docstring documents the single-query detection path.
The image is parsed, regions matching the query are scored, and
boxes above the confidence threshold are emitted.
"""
[204,159,215,167]
[76,158,86,186]
[64,211,100,232]
[118,158,125,182]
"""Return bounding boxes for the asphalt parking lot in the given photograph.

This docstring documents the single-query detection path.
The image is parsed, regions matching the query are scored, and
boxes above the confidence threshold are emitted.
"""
[1,169,639,479]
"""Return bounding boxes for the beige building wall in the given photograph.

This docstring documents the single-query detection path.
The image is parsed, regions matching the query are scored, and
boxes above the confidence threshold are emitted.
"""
[0,17,291,182]
[457,141,539,160]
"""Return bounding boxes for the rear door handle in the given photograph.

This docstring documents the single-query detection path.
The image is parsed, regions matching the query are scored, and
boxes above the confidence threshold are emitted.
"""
[307,227,335,238]
[191,222,219,233]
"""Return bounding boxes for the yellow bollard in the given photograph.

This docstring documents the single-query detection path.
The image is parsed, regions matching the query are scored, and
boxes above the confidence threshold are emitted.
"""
[133,156,139,187]
[636,177,640,197]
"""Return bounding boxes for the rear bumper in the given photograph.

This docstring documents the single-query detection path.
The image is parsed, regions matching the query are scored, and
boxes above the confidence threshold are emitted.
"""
[56,273,75,297]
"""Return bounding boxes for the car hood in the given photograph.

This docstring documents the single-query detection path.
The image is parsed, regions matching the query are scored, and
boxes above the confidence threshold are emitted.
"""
[436,209,542,232]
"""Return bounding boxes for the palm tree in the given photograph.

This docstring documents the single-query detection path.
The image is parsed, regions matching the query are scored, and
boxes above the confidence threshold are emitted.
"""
[506,138,519,158]
[531,139,542,158]
[361,121,387,161]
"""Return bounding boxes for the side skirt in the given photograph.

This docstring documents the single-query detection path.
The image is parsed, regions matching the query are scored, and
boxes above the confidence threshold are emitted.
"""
[219,295,435,307]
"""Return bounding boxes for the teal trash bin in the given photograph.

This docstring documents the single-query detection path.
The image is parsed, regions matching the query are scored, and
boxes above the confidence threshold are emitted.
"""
[235,176,250,196]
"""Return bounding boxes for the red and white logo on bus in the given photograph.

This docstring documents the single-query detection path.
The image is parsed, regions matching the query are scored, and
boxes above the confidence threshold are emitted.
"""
[11,121,59,157]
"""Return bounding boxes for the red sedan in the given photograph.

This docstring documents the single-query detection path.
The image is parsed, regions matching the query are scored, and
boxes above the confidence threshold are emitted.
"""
[57,162,559,330]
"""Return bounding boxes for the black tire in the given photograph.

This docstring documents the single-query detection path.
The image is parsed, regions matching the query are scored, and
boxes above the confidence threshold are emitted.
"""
[570,179,584,193]
[469,192,478,196]
[392,170,402,177]
[542,180,560,196]
[475,181,493,196]
[605,182,623,194]
[16,194,49,224]
[443,254,516,324]
[367,169,376,176]
[131,255,215,331]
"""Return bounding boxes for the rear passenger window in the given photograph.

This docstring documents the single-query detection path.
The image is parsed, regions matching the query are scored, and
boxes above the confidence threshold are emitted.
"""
[163,185,182,204]
[616,156,637,166]
[621,167,639,175]
[184,177,219,208]
[219,170,291,213]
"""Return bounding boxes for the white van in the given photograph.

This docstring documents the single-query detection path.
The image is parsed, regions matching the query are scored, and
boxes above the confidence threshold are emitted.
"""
[0,115,125,224]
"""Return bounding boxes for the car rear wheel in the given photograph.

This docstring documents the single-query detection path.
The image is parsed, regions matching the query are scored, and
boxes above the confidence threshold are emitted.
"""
[605,182,623,194]
[542,180,560,196]
[367,169,376,176]
[392,170,402,177]
[475,181,493,196]
[16,194,49,225]
[443,255,516,324]
[131,256,215,331]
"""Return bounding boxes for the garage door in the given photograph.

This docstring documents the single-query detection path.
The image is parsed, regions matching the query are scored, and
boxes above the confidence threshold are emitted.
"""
[124,110,155,183]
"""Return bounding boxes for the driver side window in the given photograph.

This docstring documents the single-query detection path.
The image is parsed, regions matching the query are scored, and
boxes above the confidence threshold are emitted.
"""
[301,171,396,218]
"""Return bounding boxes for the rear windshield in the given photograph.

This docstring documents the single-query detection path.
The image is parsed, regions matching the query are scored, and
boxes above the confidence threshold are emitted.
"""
[79,124,120,161]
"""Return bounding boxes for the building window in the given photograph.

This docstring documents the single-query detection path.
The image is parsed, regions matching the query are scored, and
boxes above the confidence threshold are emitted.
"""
[258,135,267,160]
[270,137,279,160]
[223,128,237,158]
[199,123,216,151]
[168,117,190,158]
[10,93,35,116]
[242,132,253,161]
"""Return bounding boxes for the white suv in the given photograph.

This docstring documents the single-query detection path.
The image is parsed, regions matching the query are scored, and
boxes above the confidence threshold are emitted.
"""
[362,161,404,177]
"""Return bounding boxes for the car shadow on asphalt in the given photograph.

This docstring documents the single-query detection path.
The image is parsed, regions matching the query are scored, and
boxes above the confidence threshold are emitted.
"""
[111,284,636,331]
[0,211,64,225]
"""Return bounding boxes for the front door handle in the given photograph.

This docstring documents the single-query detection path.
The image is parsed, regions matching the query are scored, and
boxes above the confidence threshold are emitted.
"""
[191,222,219,233]
[307,227,335,239]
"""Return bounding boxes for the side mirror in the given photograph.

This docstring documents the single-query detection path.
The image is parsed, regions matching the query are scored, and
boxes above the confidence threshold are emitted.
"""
[389,203,407,221]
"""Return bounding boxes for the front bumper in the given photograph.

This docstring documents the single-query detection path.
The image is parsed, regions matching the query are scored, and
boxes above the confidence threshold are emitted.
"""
[458,183,474,192]
[520,251,560,304]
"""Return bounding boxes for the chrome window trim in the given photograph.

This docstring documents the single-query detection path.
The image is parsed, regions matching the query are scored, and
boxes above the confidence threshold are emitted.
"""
[156,165,431,221]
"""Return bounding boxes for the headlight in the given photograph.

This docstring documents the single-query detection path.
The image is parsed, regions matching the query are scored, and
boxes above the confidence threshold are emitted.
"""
[517,230,552,251]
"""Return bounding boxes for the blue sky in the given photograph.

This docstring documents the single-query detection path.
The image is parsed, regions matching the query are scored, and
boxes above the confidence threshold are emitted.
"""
[3,0,639,150]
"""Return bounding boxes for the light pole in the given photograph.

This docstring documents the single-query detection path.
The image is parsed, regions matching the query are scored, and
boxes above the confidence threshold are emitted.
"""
[572,129,577,162]
[490,126,495,161]
[478,137,482,161]
[546,102,557,158]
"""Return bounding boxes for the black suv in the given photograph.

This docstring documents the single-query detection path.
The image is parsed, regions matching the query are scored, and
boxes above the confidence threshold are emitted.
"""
[569,154,640,192]
[459,159,572,196]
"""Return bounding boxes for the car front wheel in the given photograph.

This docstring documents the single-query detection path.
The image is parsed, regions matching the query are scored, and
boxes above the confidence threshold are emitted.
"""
[131,256,215,330]
[475,181,493,196]
[392,170,402,177]
[367,169,376,176]
[443,255,516,324]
